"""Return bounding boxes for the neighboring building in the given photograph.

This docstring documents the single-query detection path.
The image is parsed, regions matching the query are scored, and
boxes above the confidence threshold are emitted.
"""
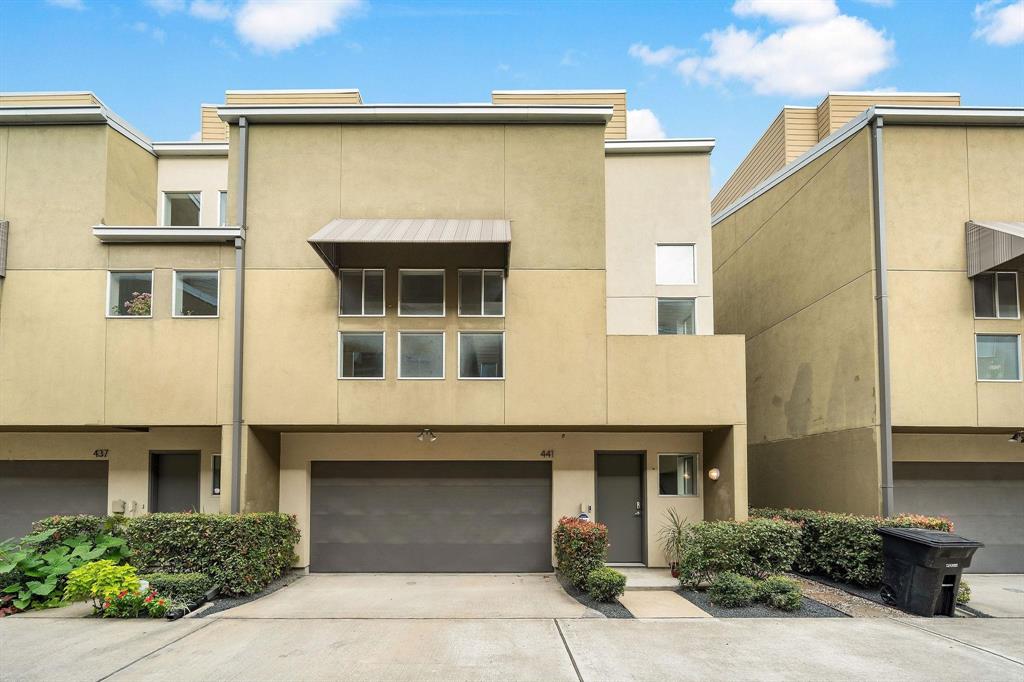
[0,89,747,573]
[712,97,1024,572]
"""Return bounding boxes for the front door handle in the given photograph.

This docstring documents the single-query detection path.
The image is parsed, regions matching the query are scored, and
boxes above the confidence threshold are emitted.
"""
[634,500,642,517]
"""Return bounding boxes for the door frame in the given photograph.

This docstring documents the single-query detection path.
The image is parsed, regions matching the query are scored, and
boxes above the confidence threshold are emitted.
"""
[594,450,647,566]
[149,450,202,513]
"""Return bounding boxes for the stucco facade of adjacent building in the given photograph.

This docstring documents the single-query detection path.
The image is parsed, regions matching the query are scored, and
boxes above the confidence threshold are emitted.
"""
[712,96,1024,572]
[0,89,747,572]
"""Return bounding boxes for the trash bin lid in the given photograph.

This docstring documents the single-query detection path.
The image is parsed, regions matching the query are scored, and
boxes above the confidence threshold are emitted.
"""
[877,527,984,548]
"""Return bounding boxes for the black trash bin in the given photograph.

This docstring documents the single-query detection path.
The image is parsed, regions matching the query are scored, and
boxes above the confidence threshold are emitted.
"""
[877,527,984,617]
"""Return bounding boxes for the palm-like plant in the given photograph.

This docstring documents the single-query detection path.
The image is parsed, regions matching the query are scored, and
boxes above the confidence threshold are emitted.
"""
[658,508,689,576]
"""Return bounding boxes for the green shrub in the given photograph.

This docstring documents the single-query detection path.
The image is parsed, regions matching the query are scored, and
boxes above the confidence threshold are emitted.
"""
[64,560,140,606]
[124,513,299,596]
[750,508,952,586]
[708,571,757,607]
[675,519,801,587]
[553,517,609,589]
[140,572,212,604]
[756,575,802,611]
[586,567,626,602]
[957,579,971,605]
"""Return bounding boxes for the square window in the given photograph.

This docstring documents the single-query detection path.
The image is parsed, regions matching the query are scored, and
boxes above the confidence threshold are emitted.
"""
[218,191,228,227]
[163,192,201,227]
[656,244,695,285]
[974,272,1020,319]
[658,298,696,335]
[399,332,444,379]
[107,271,153,317]
[459,269,505,316]
[399,270,444,316]
[339,332,385,379]
[339,269,385,316]
[658,454,697,496]
[212,454,221,496]
[459,333,504,379]
[173,271,219,317]
[976,334,1021,381]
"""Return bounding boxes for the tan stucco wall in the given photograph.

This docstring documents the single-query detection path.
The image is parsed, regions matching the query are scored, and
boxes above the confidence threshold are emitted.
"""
[278,431,718,568]
[605,153,714,335]
[894,432,1024,463]
[704,425,749,521]
[0,428,222,515]
[105,129,157,226]
[156,155,229,227]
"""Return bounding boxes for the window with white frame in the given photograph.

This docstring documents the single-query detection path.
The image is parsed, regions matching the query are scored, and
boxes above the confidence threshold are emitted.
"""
[656,244,695,285]
[976,334,1021,382]
[973,272,1019,319]
[107,271,153,317]
[658,298,696,335]
[399,332,444,379]
[173,271,219,317]
[658,454,697,496]
[338,332,385,379]
[339,269,385,316]
[399,270,444,316]
[218,191,228,227]
[459,332,504,379]
[458,269,504,316]
[163,192,201,227]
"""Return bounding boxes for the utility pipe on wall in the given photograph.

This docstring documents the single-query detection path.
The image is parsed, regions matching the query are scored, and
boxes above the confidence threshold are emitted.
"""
[230,116,249,514]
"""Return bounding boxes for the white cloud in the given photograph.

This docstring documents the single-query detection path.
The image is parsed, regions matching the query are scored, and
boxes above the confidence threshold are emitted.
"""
[47,0,85,9]
[147,0,186,14]
[189,130,203,141]
[560,49,584,67]
[628,43,687,66]
[235,0,363,52]
[627,108,667,139]
[732,0,838,24]
[190,0,230,20]
[974,0,1024,45]
[132,20,167,43]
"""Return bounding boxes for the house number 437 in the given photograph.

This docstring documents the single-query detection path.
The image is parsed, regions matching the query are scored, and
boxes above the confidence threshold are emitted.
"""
[93,449,109,458]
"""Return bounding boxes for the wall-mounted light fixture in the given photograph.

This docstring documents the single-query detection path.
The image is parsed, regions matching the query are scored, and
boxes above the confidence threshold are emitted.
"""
[1009,430,1024,444]
[707,467,721,481]
[417,428,437,443]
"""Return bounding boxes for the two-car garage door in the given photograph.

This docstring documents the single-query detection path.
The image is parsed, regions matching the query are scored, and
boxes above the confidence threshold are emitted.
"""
[310,461,552,573]
[0,461,108,541]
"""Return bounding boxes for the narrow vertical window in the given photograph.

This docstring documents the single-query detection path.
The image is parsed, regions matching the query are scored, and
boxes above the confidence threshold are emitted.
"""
[212,455,221,495]
[218,191,228,227]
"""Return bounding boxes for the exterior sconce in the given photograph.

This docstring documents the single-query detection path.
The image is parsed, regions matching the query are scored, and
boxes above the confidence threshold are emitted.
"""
[417,428,437,443]
[707,467,721,481]
[1010,430,1024,444]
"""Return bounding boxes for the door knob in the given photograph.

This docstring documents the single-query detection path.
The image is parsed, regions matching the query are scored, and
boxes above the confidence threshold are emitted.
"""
[634,500,642,516]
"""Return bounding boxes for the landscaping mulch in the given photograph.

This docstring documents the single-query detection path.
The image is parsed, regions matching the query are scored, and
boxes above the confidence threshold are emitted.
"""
[797,573,985,619]
[196,569,306,618]
[556,572,633,619]
[676,587,847,618]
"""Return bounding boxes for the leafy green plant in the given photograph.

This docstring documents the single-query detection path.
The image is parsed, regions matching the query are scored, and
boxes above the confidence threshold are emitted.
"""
[586,567,627,602]
[657,509,688,572]
[101,589,169,618]
[708,571,757,607]
[756,575,803,611]
[957,579,971,605]
[140,572,212,604]
[64,560,140,607]
[553,517,609,589]
[741,518,802,579]
[675,519,801,587]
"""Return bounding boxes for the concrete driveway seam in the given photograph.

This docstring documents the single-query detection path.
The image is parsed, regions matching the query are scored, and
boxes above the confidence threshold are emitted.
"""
[890,617,1024,666]
[94,620,217,682]
[554,619,584,682]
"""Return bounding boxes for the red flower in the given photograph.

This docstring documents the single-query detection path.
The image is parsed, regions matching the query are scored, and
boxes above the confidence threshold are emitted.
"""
[144,596,153,603]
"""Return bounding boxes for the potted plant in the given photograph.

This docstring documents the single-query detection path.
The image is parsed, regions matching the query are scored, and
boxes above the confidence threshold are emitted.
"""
[657,508,688,578]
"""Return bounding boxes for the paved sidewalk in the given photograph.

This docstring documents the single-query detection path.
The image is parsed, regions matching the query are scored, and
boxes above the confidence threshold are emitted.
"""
[965,574,1024,618]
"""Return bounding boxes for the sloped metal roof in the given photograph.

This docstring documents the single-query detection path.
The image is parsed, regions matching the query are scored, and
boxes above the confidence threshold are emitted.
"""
[966,220,1024,277]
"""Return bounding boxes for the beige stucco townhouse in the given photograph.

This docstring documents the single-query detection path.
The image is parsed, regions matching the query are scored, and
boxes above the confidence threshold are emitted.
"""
[0,88,747,572]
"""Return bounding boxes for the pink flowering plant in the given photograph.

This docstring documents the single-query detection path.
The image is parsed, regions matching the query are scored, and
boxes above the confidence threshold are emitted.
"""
[111,291,152,317]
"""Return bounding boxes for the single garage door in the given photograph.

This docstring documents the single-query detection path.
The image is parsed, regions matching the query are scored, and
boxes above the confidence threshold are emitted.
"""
[894,462,1024,573]
[310,461,552,573]
[0,460,109,541]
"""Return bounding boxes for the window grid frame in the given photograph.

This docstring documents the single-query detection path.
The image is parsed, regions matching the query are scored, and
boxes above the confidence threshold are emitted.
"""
[337,330,387,381]
[105,269,154,319]
[171,269,221,319]
[338,268,386,318]
[657,453,701,498]
[655,243,697,286]
[161,190,203,228]
[657,296,698,335]
[975,333,1023,383]
[973,271,1020,320]
[398,268,446,318]
[397,330,446,381]
[457,268,506,318]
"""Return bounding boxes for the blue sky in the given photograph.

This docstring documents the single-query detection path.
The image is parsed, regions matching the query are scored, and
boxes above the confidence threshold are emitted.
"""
[1,0,1022,191]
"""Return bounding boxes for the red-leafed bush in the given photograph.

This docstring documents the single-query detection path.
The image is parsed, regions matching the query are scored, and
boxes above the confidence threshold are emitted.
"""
[553,517,609,588]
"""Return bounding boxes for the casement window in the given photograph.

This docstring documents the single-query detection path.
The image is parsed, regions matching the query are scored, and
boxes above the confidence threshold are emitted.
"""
[458,332,504,379]
[458,269,505,317]
[173,270,219,317]
[399,332,445,379]
[657,298,696,335]
[163,192,201,227]
[658,454,698,496]
[399,270,445,317]
[338,332,385,379]
[218,191,228,227]
[107,271,153,318]
[211,455,221,496]
[976,334,1022,382]
[973,272,1019,319]
[655,244,695,285]
[339,269,385,316]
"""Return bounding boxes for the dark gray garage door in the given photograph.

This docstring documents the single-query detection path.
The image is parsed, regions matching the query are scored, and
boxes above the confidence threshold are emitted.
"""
[0,460,108,541]
[310,461,552,573]
[894,462,1024,573]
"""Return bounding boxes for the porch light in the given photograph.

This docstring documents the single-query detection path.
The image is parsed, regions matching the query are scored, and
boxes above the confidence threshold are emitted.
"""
[417,428,438,443]
[707,467,721,481]
[1010,431,1024,444]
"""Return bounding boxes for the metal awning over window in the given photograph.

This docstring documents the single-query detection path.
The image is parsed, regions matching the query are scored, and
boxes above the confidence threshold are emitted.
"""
[966,220,1024,277]
[308,218,511,271]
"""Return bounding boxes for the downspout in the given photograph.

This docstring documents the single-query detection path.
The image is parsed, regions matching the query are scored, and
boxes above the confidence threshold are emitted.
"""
[869,115,895,517]
[230,116,249,514]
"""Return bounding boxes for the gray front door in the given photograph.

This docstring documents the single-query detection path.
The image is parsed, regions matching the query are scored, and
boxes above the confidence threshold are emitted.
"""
[150,452,201,513]
[310,460,552,573]
[0,460,108,541]
[596,452,644,564]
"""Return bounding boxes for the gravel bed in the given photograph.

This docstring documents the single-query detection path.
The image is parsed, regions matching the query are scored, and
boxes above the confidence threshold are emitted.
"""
[676,587,847,618]
[798,574,986,618]
[556,572,633,619]
[195,569,306,618]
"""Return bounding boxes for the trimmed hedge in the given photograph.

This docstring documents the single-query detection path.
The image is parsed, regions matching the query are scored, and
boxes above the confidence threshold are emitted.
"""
[757,575,802,611]
[553,517,609,589]
[586,567,627,602]
[676,518,802,588]
[140,572,213,604]
[750,508,952,586]
[708,571,757,607]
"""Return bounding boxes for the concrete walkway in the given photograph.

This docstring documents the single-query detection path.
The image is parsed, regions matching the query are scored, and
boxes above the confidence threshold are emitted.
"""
[965,574,1024,618]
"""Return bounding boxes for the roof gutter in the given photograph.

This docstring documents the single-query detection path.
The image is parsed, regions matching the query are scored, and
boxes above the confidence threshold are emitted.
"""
[229,116,249,515]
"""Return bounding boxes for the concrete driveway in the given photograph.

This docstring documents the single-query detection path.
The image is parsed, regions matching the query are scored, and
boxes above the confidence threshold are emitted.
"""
[966,574,1024,618]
